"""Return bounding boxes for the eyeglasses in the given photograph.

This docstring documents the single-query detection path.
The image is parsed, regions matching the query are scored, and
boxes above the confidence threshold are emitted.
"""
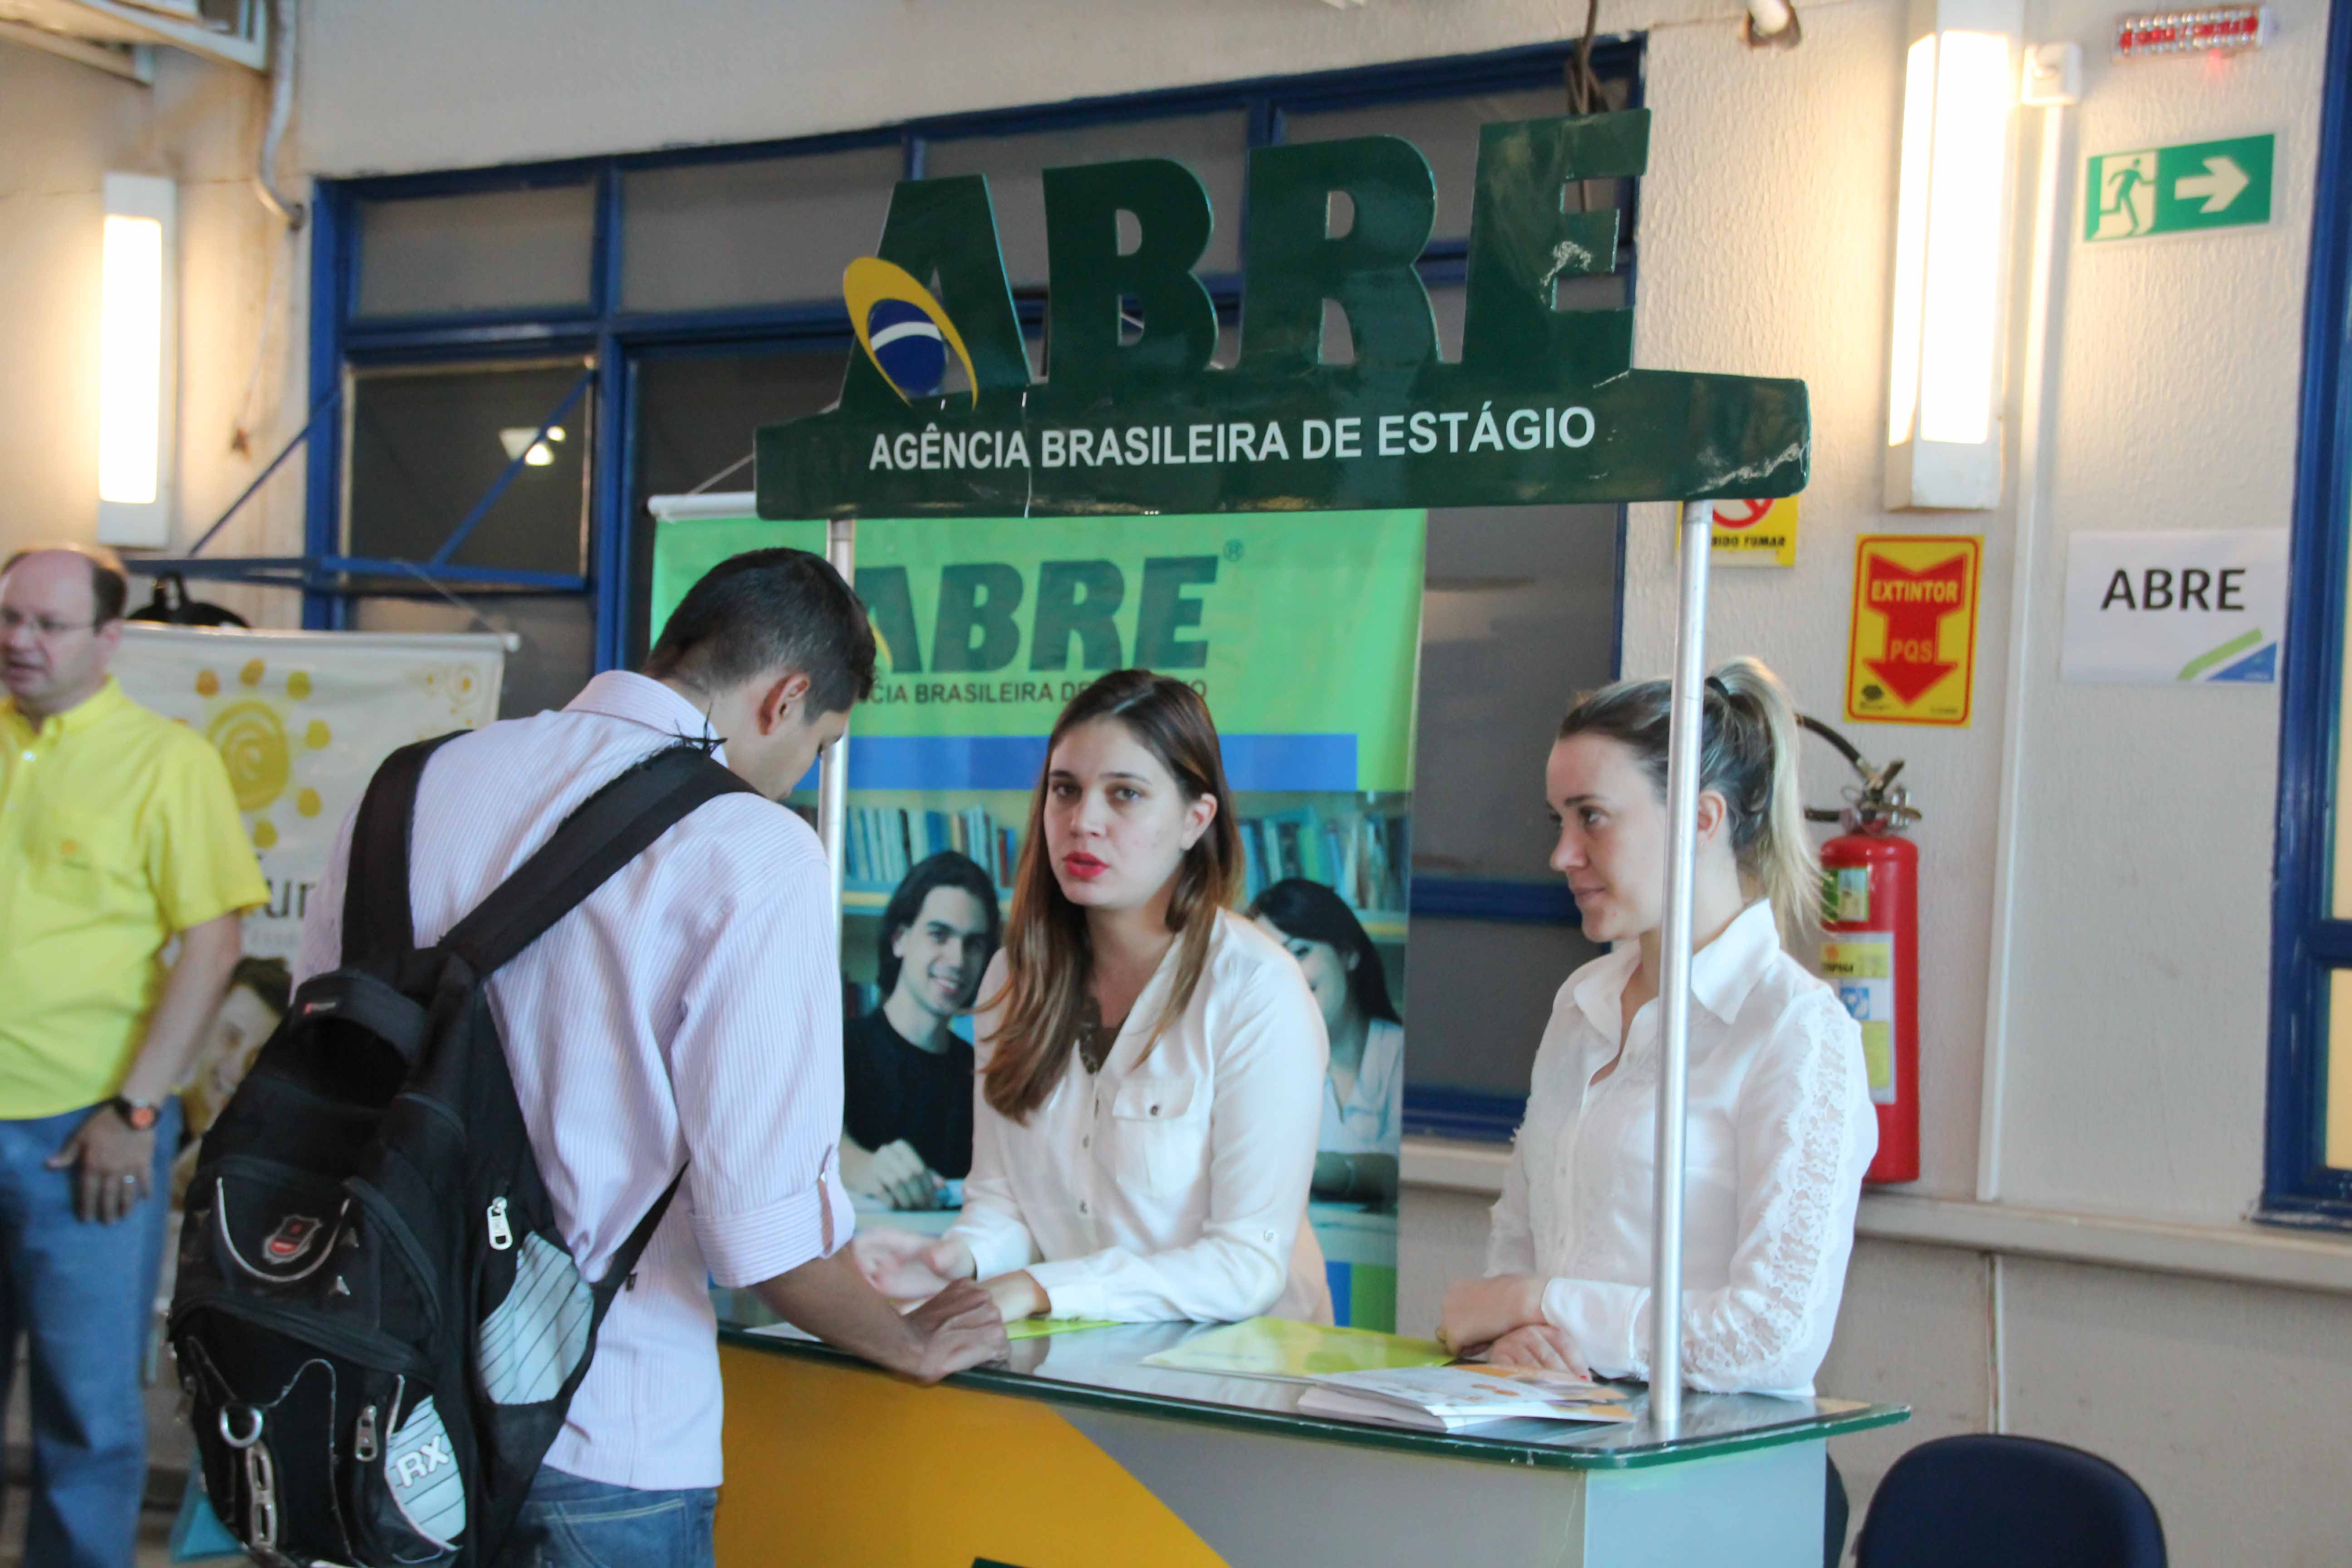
[0,611,99,639]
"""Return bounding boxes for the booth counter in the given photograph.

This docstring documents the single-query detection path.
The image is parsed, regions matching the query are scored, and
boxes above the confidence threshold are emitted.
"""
[713,1318,1906,1568]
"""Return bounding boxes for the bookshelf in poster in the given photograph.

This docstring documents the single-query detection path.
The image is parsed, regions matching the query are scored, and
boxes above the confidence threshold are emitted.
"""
[842,796,1411,939]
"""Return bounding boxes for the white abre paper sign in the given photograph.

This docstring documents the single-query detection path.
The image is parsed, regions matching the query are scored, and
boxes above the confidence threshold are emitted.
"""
[2060,529,2287,685]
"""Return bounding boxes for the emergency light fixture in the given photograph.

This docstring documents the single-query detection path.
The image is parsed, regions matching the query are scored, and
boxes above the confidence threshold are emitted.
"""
[1884,0,2021,510]
[98,172,176,548]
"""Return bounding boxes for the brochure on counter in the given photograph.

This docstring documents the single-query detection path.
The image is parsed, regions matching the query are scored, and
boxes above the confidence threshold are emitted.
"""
[1295,1364,1635,1431]
[1142,1317,1453,1382]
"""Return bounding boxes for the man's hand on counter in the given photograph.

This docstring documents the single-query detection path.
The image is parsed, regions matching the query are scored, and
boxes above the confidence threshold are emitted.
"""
[901,1280,1012,1382]
[751,1249,1010,1383]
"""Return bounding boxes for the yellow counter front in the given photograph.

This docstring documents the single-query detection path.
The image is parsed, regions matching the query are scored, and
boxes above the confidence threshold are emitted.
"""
[714,1320,1906,1567]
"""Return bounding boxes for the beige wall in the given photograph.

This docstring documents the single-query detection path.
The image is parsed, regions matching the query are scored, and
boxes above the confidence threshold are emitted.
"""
[0,42,304,627]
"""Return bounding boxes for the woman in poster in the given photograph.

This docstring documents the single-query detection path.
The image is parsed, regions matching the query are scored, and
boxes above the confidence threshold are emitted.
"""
[853,670,1333,1326]
[1438,660,1876,1396]
[838,851,1002,1211]
[1249,879,1402,1210]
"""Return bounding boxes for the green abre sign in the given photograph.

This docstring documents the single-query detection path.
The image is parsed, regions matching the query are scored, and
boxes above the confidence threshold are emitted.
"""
[651,510,1426,792]
[758,111,1810,520]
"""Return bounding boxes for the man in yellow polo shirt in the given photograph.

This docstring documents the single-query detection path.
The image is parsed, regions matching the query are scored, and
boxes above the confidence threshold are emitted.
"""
[0,545,266,1568]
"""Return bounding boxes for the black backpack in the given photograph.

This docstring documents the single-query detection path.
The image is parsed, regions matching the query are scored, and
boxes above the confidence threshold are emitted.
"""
[169,735,752,1567]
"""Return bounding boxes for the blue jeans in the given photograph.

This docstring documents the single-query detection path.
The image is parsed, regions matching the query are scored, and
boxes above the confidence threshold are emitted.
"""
[0,1098,181,1568]
[497,1465,718,1568]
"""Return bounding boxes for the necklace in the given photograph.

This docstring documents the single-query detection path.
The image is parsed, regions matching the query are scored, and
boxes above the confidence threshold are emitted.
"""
[1077,994,1129,1074]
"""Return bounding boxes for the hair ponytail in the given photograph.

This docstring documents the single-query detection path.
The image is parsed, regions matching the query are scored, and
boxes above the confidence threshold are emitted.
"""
[1557,655,1818,950]
[1708,657,1817,949]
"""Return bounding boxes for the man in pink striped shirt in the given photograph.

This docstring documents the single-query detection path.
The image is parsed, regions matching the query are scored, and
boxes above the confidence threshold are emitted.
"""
[298,549,1005,1568]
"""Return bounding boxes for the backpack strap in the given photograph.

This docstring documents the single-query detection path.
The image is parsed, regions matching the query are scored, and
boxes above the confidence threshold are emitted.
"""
[342,732,468,965]
[438,743,756,978]
[594,1168,687,1298]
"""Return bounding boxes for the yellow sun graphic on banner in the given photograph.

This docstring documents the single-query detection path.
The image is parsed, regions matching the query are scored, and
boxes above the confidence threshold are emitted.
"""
[191,659,331,850]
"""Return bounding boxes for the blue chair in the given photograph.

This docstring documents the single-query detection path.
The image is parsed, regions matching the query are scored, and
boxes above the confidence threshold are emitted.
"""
[1853,1435,2166,1568]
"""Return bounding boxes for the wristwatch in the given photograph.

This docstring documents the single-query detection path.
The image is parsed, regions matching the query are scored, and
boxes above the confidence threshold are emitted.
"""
[108,1096,160,1132]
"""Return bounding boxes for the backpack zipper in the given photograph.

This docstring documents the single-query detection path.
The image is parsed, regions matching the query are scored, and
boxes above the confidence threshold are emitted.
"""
[486,1197,514,1252]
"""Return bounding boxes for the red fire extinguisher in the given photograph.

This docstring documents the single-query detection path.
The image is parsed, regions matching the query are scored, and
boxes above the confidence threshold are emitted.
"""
[1799,719,1921,1185]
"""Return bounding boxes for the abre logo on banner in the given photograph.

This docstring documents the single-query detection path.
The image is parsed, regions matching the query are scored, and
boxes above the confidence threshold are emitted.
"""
[758,110,1812,519]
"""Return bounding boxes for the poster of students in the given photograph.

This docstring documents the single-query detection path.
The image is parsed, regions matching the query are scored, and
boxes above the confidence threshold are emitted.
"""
[652,504,1423,1328]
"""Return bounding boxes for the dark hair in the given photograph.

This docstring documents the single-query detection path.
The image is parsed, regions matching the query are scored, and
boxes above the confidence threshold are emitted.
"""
[226,956,293,1017]
[2,546,128,625]
[1556,655,1816,947]
[985,670,1244,1122]
[642,548,875,714]
[1247,878,1398,1026]
[877,851,1003,999]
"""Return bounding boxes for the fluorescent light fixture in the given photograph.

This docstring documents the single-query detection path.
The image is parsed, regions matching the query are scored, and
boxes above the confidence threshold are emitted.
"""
[98,173,176,547]
[1884,0,2021,510]
[497,425,565,466]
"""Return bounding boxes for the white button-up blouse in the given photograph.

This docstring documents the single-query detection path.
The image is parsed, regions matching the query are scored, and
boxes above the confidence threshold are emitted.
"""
[947,909,1334,1325]
[1485,900,1877,1396]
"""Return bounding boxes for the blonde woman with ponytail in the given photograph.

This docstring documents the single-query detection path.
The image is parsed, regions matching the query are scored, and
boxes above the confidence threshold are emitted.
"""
[1439,657,1877,1397]
[853,671,1333,1327]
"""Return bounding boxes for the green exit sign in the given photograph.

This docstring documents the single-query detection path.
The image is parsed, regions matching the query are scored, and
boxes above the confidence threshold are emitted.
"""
[2086,134,2275,241]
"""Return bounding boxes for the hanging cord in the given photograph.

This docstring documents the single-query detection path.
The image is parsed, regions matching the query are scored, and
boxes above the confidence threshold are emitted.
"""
[385,560,521,651]
[686,451,755,497]
[228,228,295,461]
[1564,0,1605,211]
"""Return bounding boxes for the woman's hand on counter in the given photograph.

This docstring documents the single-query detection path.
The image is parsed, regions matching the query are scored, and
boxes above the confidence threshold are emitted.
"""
[852,1227,975,1300]
[980,1269,1049,1323]
[1437,1273,1546,1356]
[1484,1324,1588,1377]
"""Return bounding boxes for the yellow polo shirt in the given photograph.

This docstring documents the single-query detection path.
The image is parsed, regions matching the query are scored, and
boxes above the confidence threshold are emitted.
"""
[0,678,268,1118]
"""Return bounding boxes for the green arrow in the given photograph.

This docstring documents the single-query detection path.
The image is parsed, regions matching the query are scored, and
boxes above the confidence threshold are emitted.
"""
[2176,155,2251,214]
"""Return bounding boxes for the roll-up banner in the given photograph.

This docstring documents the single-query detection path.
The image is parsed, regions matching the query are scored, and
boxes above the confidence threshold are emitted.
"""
[111,625,506,1205]
[652,504,1421,1328]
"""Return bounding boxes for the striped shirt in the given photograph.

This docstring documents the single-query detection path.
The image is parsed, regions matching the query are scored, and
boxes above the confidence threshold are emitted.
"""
[295,671,851,1490]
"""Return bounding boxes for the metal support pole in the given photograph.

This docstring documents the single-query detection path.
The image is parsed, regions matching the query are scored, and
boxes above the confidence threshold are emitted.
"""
[818,517,858,930]
[1648,501,1712,1434]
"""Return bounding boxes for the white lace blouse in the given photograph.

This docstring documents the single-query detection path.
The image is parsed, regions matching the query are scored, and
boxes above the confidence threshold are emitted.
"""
[1485,900,1877,1396]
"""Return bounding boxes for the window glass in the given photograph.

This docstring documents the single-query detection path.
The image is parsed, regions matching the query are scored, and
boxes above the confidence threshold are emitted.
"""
[1395,283,1619,1096]
[344,361,592,578]
[621,147,907,312]
[626,346,853,660]
[1282,82,1632,242]
[919,112,1250,284]
[356,186,596,318]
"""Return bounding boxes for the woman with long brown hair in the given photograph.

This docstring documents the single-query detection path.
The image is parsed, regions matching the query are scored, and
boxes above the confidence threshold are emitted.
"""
[853,670,1332,1325]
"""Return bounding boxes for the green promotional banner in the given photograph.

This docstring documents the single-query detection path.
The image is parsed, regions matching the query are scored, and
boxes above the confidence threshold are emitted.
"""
[652,510,1423,792]
[657,508,1422,1330]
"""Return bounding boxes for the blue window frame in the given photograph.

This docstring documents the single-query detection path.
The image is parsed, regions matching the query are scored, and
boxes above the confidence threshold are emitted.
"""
[2266,0,2352,1225]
